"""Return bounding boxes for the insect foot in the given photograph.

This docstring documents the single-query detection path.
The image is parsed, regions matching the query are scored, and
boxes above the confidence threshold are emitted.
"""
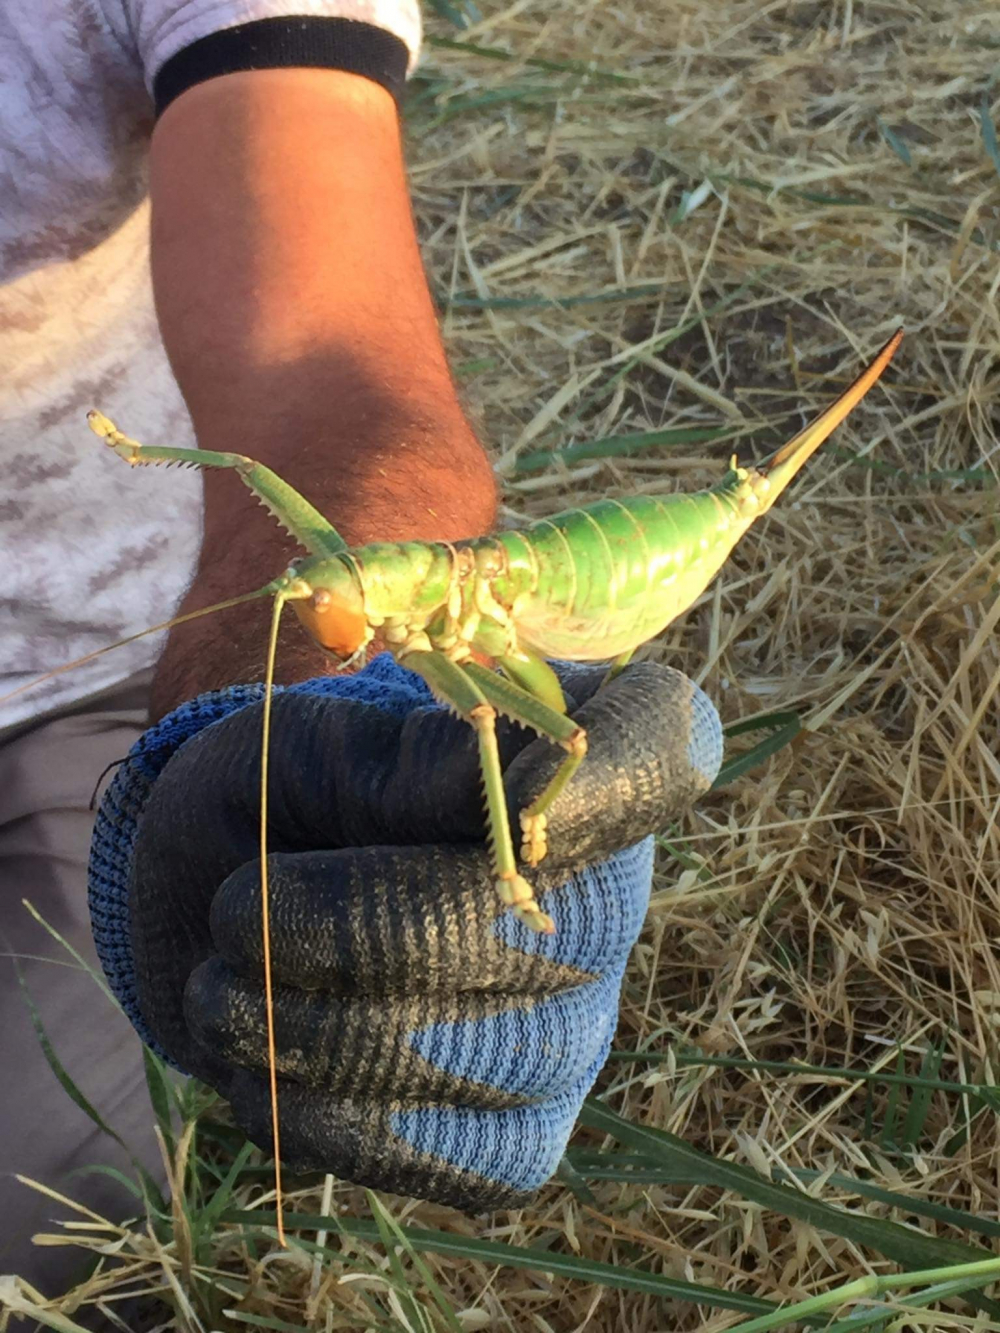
[520,810,548,867]
[498,871,555,934]
[87,409,136,461]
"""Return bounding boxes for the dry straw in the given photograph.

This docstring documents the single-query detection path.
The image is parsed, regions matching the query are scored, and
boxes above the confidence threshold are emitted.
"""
[5,0,1000,1329]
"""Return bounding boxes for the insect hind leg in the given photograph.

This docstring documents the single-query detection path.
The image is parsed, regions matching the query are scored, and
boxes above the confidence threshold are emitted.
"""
[462,662,587,868]
[87,411,348,559]
[401,649,556,935]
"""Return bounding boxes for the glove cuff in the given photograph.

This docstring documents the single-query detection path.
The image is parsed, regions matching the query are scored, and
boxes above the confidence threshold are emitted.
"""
[89,683,269,1051]
[88,655,441,1052]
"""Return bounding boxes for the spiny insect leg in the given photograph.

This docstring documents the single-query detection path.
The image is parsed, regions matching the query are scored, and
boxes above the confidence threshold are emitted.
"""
[402,650,555,934]
[463,662,587,868]
[87,410,348,558]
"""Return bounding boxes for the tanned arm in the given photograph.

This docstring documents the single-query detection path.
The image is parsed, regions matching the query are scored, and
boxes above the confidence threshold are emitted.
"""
[148,67,497,718]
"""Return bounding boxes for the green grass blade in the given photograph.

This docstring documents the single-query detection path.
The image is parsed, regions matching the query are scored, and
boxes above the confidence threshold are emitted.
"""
[712,715,803,788]
[944,1094,989,1157]
[723,709,802,739]
[366,1192,463,1333]
[65,1162,143,1201]
[454,356,501,378]
[863,1076,876,1143]
[220,1212,780,1317]
[821,1277,1000,1333]
[727,1268,1000,1333]
[430,85,576,122]
[659,154,1000,252]
[443,281,671,312]
[142,1045,175,1156]
[793,1169,1000,1242]
[14,964,127,1152]
[899,1043,944,1149]
[578,1099,1000,1303]
[135,1164,171,1221]
[366,1206,434,1333]
[981,93,1000,183]
[424,0,472,28]
[12,905,175,1214]
[562,1150,671,1183]
[830,444,996,488]
[877,117,912,166]
[512,426,733,475]
[426,34,636,84]
[605,1047,993,1097]
[654,833,713,880]
[554,1153,599,1205]
[880,1046,907,1148]
[21,899,117,1005]
[565,1147,1000,1242]
[195,1140,256,1242]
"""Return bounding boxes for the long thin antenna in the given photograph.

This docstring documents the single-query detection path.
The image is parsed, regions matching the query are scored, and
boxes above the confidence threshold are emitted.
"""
[0,583,280,708]
[260,590,287,1247]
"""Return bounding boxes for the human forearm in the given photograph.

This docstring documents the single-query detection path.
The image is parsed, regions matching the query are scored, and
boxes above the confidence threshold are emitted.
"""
[148,68,496,715]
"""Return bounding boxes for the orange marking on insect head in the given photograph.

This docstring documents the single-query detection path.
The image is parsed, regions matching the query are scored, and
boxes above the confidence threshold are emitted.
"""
[292,588,368,659]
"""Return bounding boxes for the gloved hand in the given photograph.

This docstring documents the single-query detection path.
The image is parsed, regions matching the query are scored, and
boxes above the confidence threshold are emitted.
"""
[89,654,722,1210]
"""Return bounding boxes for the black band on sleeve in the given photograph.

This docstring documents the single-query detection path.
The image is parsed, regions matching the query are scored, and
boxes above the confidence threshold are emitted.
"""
[153,16,410,118]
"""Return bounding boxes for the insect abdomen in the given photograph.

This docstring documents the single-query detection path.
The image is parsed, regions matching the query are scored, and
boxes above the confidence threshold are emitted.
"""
[497,489,751,661]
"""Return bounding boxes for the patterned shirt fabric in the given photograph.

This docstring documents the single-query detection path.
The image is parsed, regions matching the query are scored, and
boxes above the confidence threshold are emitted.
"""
[0,0,420,731]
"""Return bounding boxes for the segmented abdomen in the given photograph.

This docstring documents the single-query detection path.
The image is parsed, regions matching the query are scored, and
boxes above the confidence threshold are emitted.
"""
[491,489,752,661]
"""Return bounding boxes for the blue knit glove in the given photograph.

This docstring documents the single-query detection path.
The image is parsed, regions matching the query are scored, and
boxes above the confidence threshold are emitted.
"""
[89,655,721,1210]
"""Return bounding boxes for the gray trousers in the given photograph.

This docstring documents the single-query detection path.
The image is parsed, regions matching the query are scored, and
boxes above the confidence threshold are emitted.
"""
[0,675,163,1295]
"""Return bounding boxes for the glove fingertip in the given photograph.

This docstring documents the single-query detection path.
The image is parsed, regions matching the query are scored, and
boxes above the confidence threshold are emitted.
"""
[687,683,724,789]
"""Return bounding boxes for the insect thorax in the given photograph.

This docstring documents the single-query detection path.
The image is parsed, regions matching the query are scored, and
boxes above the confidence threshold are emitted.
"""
[339,537,529,659]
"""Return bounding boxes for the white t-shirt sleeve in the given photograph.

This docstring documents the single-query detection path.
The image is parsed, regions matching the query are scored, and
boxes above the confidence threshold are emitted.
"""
[114,1,422,98]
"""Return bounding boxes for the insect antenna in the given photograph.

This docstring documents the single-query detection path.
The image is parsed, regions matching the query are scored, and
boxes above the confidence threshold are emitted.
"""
[260,589,288,1247]
[89,755,128,809]
[0,583,282,708]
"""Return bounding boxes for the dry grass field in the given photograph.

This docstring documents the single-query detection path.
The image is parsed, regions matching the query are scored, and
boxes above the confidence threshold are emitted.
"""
[5,2,1000,1329]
